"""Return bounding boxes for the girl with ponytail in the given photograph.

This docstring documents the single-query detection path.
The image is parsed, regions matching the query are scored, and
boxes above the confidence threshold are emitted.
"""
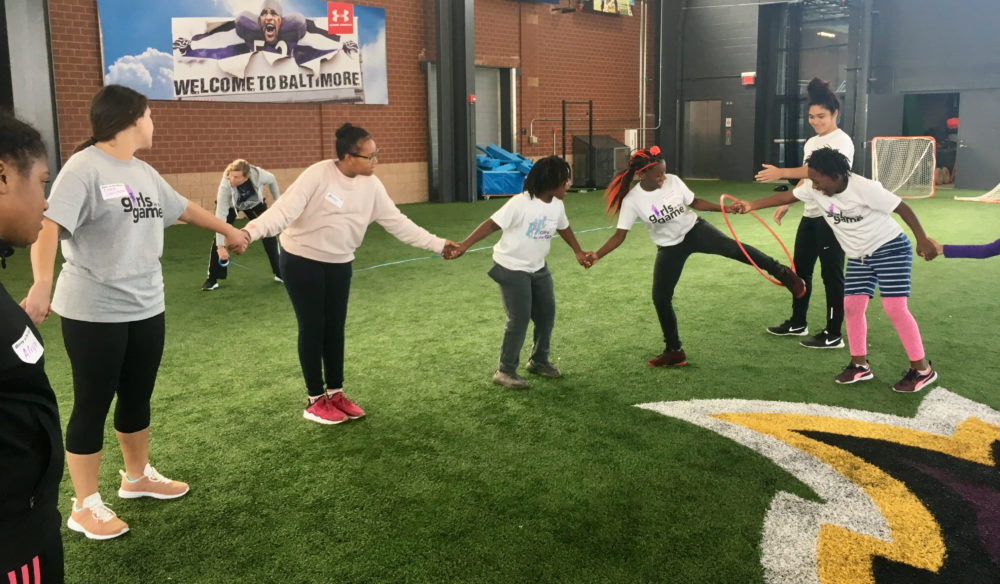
[755,77,854,349]
[589,146,806,367]
[21,84,249,541]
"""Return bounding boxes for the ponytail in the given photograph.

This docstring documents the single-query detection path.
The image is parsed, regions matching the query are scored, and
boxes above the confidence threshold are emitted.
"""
[605,145,664,214]
[73,85,149,154]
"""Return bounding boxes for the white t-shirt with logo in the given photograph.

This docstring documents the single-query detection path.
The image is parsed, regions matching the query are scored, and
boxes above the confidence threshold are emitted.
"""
[617,175,698,247]
[793,173,904,259]
[801,128,855,218]
[45,146,189,322]
[490,192,570,272]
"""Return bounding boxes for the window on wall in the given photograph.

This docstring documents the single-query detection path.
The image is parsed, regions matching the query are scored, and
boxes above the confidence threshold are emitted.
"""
[757,0,851,170]
[798,0,850,138]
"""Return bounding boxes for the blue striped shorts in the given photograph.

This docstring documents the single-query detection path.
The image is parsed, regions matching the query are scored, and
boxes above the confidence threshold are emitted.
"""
[844,233,913,297]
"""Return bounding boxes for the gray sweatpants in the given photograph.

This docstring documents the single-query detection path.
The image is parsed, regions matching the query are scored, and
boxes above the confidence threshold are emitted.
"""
[488,262,556,374]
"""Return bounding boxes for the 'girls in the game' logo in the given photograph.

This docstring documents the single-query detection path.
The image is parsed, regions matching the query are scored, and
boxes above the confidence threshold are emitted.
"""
[524,217,555,240]
[826,204,863,225]
[121,190,165,224]
[648,203,685,224]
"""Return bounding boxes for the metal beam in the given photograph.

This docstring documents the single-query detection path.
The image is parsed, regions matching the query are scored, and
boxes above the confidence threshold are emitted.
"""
[433,0,476,203]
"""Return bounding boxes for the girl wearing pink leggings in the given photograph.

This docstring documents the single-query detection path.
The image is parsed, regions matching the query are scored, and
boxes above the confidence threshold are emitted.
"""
[732,147,938,393]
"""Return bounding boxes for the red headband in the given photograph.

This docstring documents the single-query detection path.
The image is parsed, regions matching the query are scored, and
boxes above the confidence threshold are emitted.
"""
[631,145,662,173]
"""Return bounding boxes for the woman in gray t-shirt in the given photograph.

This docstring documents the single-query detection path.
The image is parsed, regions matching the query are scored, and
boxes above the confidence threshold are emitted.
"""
[20,85,249,541]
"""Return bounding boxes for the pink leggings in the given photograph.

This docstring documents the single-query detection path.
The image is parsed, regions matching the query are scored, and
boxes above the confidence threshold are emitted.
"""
[843,295,924,361]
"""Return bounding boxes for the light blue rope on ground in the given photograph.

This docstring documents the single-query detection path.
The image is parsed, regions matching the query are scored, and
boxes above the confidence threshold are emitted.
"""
[230,224,629,275]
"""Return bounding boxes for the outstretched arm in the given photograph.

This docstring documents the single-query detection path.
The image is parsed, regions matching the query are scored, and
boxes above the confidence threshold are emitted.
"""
[690,198,726,212]
[556,226,592,268]
[731,191,799,213]
[893,201,934,259]
[935,237,1000,259]
[180,200,249,254]
[756,164,808,183]
[446,218,501,259]
[591,228,629,264]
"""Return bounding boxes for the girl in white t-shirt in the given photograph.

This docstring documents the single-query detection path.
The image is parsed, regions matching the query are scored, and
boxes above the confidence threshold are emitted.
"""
[734,147,939,393]
[448,156,590,389]
[589,146,806,367]
[756,78,853,349]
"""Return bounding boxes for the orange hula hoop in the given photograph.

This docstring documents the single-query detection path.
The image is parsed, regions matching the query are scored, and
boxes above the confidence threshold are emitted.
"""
[719,193,796,286]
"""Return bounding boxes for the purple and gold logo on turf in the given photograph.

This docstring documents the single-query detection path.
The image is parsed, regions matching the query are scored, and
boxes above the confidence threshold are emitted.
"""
[638,389,1000,584]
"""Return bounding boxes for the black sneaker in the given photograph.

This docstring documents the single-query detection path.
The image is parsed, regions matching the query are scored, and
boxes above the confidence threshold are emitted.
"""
[766,320,808,336]
[201,278,219,291]
[800,330,844,349]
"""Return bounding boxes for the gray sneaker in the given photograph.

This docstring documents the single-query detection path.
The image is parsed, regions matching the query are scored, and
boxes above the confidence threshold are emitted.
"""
[526,360,562,378]
[492,370,529,389]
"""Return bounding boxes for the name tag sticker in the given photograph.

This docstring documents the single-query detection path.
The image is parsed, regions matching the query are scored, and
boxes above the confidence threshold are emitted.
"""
[100,183,132,201]
[12,326,43,365]
[325,192,344,208]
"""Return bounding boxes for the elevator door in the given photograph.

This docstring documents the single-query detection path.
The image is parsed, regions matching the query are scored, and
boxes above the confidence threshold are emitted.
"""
[682,100,722,179]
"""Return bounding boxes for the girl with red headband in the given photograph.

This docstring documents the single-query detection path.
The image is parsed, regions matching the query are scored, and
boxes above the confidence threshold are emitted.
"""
[588,146,806,367]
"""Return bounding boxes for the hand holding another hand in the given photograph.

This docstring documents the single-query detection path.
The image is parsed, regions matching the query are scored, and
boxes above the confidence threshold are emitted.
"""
[225,228,250,255]
[442,240,465,260]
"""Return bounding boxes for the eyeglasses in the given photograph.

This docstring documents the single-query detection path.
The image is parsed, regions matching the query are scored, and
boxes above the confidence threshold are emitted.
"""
[349,150,380,161]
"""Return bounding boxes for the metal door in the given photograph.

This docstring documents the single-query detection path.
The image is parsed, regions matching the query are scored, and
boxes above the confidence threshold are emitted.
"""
[682,100,722,179]
[955,89,1000,190]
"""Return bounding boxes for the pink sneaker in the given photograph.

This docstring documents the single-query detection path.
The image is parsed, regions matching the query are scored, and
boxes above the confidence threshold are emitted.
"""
[67,493,129,540]
[118,464,189,500]
[303,396,348,425]
[327,390,365,419]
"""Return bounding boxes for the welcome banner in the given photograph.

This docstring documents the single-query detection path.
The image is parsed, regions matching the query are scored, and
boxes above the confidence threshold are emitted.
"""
[97,0,388,103]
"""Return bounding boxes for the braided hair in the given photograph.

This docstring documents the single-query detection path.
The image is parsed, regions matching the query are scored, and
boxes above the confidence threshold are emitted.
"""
[604,145,663,214]
[523,155,570,198]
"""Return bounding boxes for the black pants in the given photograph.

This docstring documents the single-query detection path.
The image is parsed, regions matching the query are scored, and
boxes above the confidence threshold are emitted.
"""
[280,251,352,397]
[208,203,281,280]
[653,218,784,350]
[788,216,845,334]
[1,401,64,584]
[61,314,165,455]
[0,526,63,584]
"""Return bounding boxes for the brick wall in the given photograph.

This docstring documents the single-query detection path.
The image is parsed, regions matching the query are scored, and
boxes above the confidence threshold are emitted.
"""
[48,0,655,205]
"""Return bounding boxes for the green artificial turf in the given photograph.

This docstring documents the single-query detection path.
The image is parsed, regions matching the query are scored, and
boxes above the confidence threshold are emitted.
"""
[3,181,997,583]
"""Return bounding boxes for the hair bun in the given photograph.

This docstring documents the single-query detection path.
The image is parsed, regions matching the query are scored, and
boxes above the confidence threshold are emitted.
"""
[807,77,831,100]
[335,123,354,139]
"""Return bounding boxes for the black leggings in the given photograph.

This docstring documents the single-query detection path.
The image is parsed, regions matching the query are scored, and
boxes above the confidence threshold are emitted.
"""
[653,218,784,350]
[62,314,164,455]
[280,251,352,397]
[789,216,845,333]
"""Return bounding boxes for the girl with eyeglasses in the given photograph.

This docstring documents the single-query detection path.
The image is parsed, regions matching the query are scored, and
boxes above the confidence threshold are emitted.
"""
[242,123,459,424]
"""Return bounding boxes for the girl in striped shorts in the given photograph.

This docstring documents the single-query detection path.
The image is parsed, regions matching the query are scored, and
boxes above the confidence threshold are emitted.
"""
[732,147,939,393]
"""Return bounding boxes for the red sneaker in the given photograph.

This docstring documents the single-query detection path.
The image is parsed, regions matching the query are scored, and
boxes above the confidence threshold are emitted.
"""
[303,396,348,425]
[834,362,874,384]
[327,390,365,419]
[892,364,938,393]
[648,349,687,367]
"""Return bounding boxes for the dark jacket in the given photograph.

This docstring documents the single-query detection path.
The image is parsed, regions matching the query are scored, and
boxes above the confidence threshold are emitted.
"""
[0,257,64,570]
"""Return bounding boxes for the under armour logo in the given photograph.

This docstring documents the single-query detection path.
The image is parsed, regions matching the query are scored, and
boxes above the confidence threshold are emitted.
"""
[328,3,355,34]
